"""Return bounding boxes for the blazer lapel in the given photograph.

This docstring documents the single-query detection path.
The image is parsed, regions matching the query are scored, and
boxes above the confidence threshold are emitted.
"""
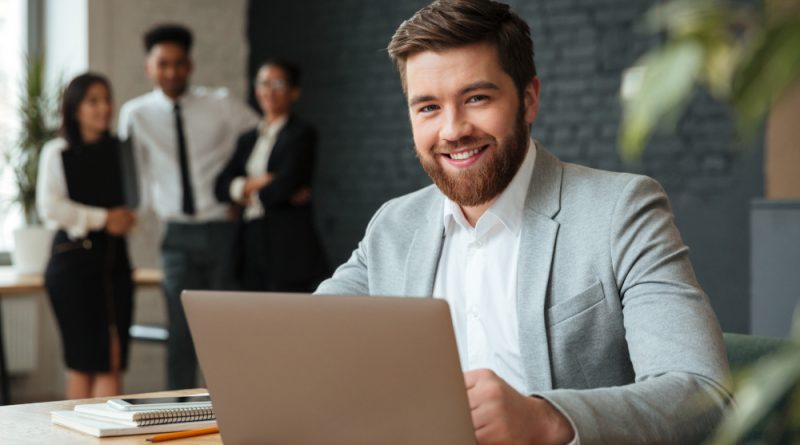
[517,143,562,392]
[266,116,295,171]
[239,130,259,169]
[403,193,445,298]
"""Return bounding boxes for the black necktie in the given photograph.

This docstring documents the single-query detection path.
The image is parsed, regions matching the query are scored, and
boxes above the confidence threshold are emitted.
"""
[174,103,195,215]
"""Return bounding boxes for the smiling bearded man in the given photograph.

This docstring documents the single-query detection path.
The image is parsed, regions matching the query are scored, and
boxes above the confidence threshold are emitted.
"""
[316,1,733,444]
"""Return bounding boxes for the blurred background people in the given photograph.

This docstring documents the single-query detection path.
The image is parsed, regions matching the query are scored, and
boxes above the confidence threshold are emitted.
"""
[215,60,328,292]
[37,73,136,399]
[117,24,258,390]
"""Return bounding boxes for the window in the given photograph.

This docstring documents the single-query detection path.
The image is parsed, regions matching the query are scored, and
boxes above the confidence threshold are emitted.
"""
[0,0,27,254]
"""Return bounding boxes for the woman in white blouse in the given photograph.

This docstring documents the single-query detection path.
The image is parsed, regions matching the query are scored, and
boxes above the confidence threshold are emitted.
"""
[37,73,136,399]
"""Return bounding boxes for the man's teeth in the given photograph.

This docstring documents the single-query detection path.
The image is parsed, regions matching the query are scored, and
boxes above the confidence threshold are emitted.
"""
[450,147,482,160]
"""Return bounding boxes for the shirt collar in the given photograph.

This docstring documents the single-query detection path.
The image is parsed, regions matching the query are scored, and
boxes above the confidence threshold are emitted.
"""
[257,115,289,136]
[153,87,193,110]
[442,138,537,237]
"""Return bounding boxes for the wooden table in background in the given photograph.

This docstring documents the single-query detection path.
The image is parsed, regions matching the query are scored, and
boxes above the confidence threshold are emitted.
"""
[0,389,221,444]
[0,267,163,405]
[0,267,162,293]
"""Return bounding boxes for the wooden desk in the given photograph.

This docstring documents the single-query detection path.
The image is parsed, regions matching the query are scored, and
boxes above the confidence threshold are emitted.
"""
[0,267,163,293]
[0,267,163,405]
[0,389,220,444]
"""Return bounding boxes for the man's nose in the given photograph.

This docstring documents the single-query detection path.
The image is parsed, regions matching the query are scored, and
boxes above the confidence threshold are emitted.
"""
[439,108,473,142]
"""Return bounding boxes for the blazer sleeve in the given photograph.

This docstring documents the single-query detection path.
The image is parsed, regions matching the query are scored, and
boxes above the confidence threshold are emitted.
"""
[314,201,394,296]
[215,131,253,203]
[534,176,733,444]
[258,123,318,208]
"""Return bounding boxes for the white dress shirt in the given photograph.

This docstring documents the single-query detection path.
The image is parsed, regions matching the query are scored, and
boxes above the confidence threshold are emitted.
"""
[118,86,259,223]
[432,140,536,395]
[228,116,288,221]
[36,138,108,239]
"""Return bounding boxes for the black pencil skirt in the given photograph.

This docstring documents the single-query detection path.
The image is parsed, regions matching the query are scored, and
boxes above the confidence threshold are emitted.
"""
[44,230,133,373]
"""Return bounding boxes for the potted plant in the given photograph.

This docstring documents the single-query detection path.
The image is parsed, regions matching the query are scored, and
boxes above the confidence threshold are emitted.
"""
[619,0,800,166]
[710,313,800,444]
[4,54,58,274]
[619,0,800,441]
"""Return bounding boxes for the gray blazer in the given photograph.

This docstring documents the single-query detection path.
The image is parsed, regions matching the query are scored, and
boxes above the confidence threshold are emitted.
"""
[317,144,733,444]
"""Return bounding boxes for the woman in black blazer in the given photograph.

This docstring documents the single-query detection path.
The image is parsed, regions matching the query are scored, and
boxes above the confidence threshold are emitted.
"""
[215,60,328,291]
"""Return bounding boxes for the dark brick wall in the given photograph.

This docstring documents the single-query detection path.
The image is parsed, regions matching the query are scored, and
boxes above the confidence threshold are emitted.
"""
[246,0,763,333]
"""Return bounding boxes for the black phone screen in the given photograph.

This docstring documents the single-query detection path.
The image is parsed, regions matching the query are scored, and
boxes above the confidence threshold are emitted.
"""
[122,395,211,405]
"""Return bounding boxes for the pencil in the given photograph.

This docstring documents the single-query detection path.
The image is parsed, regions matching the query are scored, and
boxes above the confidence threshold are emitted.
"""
[145,426,220,442]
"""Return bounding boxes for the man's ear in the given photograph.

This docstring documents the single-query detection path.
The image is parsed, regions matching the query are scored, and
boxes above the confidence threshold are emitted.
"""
[523,76,540,124]
[290,87,302,103]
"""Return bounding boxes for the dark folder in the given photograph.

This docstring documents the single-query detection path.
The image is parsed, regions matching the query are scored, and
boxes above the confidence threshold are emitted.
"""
[118,133,140,209]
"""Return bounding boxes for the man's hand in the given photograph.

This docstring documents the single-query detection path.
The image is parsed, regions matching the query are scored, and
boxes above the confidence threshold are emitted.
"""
[465,369,575,445]
[105,207,136,235]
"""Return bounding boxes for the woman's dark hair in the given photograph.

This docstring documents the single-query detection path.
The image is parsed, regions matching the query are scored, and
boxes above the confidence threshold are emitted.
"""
[60,72,112,147]
[258,58,302,88]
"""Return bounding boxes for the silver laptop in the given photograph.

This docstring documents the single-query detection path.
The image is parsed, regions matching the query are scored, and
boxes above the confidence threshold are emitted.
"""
[182,291,476,445]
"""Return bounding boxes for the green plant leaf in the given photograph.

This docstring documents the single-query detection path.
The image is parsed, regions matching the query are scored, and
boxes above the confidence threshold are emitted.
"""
[620,40,704,161]
[732,17,800,138]
[705,46,731,96]
[5,53,59,225]
[643,0,722,37]
[708,343,800,445]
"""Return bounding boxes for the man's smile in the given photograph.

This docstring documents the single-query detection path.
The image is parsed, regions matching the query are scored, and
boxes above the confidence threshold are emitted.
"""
[438,143,490,168]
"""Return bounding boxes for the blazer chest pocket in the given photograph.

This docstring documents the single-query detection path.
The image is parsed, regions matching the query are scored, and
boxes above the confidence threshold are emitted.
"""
[547,281,605,327]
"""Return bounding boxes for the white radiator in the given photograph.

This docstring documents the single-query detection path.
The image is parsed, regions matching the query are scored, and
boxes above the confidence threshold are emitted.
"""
[1,296,38,374]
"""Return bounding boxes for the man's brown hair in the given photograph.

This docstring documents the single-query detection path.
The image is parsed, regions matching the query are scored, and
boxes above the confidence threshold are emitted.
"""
[387,0,536,97]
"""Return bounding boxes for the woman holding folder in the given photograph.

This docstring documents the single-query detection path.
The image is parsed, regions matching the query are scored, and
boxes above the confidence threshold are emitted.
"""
[37,73,136,399]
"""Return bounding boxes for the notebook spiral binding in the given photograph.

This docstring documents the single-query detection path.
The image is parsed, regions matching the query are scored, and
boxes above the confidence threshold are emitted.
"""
[133,406,216,426]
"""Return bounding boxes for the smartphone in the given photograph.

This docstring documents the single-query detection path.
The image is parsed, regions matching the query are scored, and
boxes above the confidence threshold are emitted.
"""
[106,394,212,411]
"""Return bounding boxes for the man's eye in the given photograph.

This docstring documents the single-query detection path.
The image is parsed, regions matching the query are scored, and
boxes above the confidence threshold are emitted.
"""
[467,95,488,104]
[419,104,439,113]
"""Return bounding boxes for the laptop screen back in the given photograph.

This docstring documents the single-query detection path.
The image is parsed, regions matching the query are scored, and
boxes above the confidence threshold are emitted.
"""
[182,291,476,445]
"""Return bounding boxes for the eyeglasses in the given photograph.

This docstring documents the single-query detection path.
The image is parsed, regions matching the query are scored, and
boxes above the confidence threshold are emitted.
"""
[255,78,289,91]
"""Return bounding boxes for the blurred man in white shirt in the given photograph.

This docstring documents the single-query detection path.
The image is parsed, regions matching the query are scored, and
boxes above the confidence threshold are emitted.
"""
[118,24,258,390]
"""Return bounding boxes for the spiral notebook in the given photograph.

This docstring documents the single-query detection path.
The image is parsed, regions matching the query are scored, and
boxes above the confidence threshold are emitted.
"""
[74,402,215,426]
[51,402,216,437]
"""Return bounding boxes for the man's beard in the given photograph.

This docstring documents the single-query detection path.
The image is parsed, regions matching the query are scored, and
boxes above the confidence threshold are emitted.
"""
[417,107,529,207]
